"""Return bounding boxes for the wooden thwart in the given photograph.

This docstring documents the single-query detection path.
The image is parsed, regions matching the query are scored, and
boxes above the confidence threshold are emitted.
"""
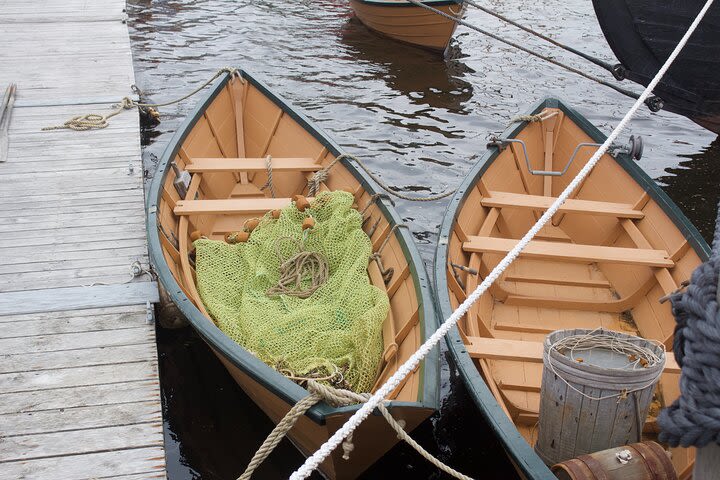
[463,236,674,267]
[482,191,644,219]
[174,197,314,215]
[185,157,321,173]
[465,336,680,374]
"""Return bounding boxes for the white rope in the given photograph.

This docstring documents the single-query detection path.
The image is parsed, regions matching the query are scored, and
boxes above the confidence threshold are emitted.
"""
[290,1,715,477]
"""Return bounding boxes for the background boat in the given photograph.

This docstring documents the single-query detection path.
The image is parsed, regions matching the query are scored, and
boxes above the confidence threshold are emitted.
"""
[592,0,720,134]
[349,0,464,53]
[146,69,440,479]
[434,98,710,478]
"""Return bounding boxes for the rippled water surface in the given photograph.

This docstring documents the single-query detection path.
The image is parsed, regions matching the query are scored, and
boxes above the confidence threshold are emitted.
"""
[128,0,720,478]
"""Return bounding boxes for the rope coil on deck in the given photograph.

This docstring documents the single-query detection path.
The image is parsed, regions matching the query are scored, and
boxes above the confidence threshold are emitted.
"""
[658,196,720,447]
[289,1,715,477]
[42,67,239,131]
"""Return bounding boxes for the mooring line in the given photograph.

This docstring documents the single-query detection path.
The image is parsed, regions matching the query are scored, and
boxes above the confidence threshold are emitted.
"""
[290,1,715,477]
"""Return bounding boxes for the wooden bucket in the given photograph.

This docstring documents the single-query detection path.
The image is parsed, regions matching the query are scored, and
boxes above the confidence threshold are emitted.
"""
[535,329,665,465]
[552,441,677,480]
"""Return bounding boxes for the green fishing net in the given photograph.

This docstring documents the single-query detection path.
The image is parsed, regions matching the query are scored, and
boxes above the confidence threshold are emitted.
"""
[193,191,389,393]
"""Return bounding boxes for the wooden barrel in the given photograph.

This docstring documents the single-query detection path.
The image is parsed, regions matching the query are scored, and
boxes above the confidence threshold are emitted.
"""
[552,442,677,480]
[535,329,665,465]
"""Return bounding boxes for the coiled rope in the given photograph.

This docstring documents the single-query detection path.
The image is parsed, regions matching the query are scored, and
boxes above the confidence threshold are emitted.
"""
[658,196,720,447]
[290,1,714,477]
[42,67,239,131]
[404,0,646,103]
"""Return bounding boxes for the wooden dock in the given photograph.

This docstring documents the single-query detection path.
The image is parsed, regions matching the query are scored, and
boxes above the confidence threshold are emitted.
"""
[0,0,166,478]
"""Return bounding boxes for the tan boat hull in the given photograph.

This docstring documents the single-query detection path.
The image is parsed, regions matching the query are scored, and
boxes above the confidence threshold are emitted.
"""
[147,70,440,479]
[350,0,462,51]
[436,98,709,479]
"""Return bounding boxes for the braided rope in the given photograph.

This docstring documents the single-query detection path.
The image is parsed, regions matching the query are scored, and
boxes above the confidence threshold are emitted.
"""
[658,195,720,447]
[266,237,329,299]
[290,1,713,476]
[310,153,454,202]
[260,155,276,198]
[403,0,643,101]
[237,380,472,480]
[42,67,238,131]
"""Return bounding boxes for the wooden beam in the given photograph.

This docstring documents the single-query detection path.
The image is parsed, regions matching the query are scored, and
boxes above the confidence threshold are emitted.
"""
[175,197,314,216]
[0,283,159,316]
[463,236,674,267]
[465,336,680,374]
[503,273,611,289]
[186,157,321,173]
[482,191,644,219]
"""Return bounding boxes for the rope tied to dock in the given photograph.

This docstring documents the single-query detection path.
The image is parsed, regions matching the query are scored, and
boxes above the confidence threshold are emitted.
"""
[237,380,473,480]
[41,67,239,131]
[290,1,715,476]
[658,196,720,448]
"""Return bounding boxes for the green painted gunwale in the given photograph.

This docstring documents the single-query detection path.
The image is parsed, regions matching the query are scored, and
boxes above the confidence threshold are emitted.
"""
[146,69,440,425]
[433,97,710,479]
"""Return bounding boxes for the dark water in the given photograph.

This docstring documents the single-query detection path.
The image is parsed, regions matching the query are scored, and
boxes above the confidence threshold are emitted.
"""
[127,0,720,478]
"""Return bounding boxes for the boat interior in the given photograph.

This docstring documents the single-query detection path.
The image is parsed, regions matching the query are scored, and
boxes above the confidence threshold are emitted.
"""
[443,107,704,477]
[154,73,427,400]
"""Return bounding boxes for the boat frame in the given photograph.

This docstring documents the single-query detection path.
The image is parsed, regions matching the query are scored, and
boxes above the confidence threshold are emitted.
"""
[433,97,709,479]
[146,69,440,427]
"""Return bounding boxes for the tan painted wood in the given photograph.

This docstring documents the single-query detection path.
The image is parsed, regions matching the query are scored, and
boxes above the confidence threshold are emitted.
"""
[463,236,674,267]
[175,197,315,215]
[186,157,321,173]
[465,336,680,374]
[483,191,644,218]
[503,273,611,288]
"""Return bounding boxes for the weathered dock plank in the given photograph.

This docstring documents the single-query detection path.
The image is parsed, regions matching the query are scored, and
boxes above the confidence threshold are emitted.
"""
[0,0,166,476]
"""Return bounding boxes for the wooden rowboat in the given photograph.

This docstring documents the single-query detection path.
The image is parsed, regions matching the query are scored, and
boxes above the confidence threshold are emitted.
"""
[349,0,464,53]
[433,98,710,478]
[592,0,720,134]
[146,69,440,479]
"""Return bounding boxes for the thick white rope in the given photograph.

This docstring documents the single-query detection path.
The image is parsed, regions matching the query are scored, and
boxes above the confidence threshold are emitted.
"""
[290,1,715,477]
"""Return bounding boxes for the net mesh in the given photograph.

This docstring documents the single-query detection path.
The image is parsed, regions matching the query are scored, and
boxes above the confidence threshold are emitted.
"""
[194,191,389,393]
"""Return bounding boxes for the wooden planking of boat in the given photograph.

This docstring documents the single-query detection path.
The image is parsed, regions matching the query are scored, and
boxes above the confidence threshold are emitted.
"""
[434,98,710,479]
[592,0,720,134]
[349,0,465,53]
[146,69,440,479]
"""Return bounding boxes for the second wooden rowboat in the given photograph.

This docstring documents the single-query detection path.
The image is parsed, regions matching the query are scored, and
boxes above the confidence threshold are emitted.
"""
[146,69,440,479]
[349,0,465,53]
[434,98,709,478]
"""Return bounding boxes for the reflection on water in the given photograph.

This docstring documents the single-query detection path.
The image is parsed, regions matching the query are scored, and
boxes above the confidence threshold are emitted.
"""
[129,0,718,478]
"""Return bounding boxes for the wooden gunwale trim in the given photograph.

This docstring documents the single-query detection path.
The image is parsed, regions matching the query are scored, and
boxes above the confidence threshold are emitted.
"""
[177,174,212,320]
[147,70,440,424]
[354,0,462,6]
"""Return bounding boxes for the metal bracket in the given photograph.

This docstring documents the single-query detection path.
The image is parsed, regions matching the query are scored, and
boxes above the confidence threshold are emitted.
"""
[494,137,603,176]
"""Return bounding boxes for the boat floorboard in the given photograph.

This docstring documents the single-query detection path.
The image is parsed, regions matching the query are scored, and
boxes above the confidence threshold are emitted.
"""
[0,0,165,477]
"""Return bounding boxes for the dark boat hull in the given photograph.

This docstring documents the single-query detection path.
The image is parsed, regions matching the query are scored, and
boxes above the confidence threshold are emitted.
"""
[592,0,720,134]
